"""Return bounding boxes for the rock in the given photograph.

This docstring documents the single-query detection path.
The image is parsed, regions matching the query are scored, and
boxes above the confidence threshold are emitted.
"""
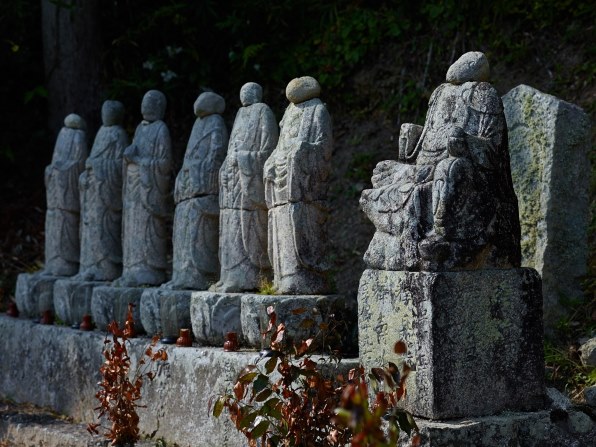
[194,91,225,117]
[190,291,242,345]
[503,84,591,330]
[285,76,321,104]
[579,337,596,367]
[584,385,596,407]
[15,272,64,317]
[568,410,594,434]
[445,51,490,84]
[53,279,104,325]
[358,268,545,419]
[546,387,572,411]
[90,286,145,333]
[140,288,192,338]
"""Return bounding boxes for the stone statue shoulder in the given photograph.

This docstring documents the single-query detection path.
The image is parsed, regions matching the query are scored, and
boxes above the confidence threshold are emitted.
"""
[464,81,503,114]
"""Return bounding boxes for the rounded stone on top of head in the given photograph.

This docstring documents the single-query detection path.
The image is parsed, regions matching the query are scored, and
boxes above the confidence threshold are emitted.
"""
[141,90,167,122]
[285,76,321,104]
[240,82,263,106]
[446,51,490,85]
[194,92,225,118]
[64,113,86,130]
[101,100,125,126]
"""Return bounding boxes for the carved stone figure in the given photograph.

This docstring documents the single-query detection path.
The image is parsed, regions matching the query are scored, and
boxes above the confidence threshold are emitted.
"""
[263,76,332,294]
[115,90,172,287]
[76,100,129,281]
[360,51,520,271]
[165,92,228,290]
[44,113,88,276]
[213,82,278,292]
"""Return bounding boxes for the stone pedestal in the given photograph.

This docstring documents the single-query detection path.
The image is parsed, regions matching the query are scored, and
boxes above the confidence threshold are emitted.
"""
[15,272,66,318]
[53,279,105,325]
[358,268,545,419]
[91,286,145,333]
[241,294,356,349]
[190,292,242,346]
[140,288,192,338]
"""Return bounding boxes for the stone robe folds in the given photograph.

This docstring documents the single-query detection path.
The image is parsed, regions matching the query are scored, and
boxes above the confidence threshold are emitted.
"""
[217,103,278,291]
[78,125,129,280]
[264,98,332,294]
[169,114,228,289]
[44,125,88,276]
[361,81,520,271]
[120,120,172,286]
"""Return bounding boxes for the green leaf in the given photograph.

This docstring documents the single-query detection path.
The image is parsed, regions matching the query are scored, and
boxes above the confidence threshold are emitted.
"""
[253,374,269,394]
[265,355,278,374]
[239,411,258,429]
[212,396,225,418]
[255,388,272,402]
[250,420,269,439]
[238,372,258,384]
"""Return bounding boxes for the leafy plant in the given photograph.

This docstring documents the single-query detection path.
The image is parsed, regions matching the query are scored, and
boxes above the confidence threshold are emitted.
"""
[88,303,168,446]
[211,306,419,447]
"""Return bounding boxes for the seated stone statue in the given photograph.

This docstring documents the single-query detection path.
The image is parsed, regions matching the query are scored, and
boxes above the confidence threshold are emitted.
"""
[360,51,521,271]
[44,113,88,276]
[164,92,228,290]
[213,82,278,292]
[76,100,129,281]
[115,90,172,287]
[264,76,333,294]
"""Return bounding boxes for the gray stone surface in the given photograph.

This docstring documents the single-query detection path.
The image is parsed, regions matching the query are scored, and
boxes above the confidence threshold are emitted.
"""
[90,285,145,333]
[14,272,64,317]
[77,100,128,281]
[44,113,88,277]
[190,291,242,346]
[584,385,596,407]
[166,91,228,290]
[546,387,572,411]
[579,337,596,367]
[241,293,356,349]
[213,82,278,292]
[140,288,192,338]
[503,84,591,329]
[114,90,172,287]
[285,76,322,104]
[358,268,545,419]
[361,51,520,272]
[263,76,333,294]
[53,279,104,325]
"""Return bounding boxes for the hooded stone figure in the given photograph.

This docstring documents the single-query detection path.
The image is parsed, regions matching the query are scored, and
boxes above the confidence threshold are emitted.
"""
[213,82,278,292]
[115,90,172,287]
[44,113,88,276]
[76,100,129,281]
[360,51,520,271]
[263,76,333,294]
[165,91,228,290]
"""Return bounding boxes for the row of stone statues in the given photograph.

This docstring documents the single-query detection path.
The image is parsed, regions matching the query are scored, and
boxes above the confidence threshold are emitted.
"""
[41,76,332,298]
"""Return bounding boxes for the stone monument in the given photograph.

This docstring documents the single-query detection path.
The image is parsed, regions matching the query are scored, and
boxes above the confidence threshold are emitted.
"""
[54,101,129,325]
[358,52,545,419]
[141,92,228,340]
[92,90,172,332]
[213,82,278,292]
[15,113,88,318]
[503,85,591,330]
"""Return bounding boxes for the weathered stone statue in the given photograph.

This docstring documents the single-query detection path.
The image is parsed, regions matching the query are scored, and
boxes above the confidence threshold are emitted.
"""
[44,113,88,276]
[361,51,520,271]
[263,76,333,294]
[76,100,129,281]
[115,90,172,287]
[213,82,278,292]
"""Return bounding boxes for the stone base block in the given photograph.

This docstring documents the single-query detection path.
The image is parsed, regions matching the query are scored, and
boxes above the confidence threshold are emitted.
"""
[190,292,242,346]
[140,288,192,338]
[358,268,545,419]
[91,286,145,333]
[53,279,106,325]
[241,293,356,349]
[15,272,66,318]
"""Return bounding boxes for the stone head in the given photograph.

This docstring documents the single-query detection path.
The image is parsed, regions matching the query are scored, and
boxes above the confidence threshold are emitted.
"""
[141,90,167,122]
[240,82,263,106]
[64,113,86,130]
[446,51,490,85]
[285,76,321,104]
[101,100,125,126]
[194,92,225,118]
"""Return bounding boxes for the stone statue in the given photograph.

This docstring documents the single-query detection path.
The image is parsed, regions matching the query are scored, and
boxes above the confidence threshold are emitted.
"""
[165,92,228,290]
[115,90,172,287]
[44,113,88,276]
[76,100,129,281]
[263,76,333,294]
[360,51,521,271]
[213,82,278,292]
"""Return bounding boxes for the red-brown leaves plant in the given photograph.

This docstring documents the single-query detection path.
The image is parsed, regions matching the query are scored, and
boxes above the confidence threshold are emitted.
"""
[87,303,167,446]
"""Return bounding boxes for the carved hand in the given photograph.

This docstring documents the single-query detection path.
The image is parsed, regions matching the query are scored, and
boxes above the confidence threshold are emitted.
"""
[447,126,468,157]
